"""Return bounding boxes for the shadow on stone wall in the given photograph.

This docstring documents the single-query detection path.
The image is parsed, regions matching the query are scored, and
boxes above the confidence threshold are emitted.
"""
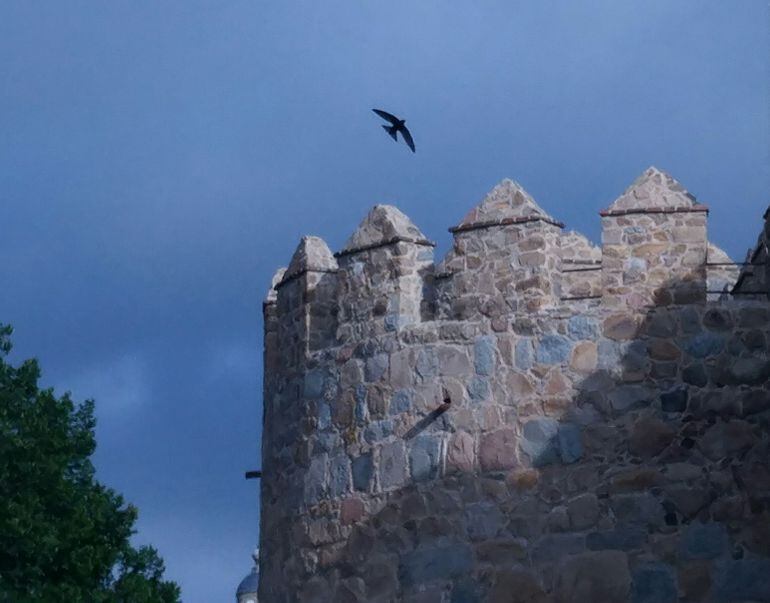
[293,275,770,603]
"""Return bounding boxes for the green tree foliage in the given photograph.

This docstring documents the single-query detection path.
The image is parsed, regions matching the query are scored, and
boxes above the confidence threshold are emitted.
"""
[0,325,180,602]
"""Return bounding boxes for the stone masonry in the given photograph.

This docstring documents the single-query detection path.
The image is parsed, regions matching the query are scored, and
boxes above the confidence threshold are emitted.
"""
[259,167,770,602]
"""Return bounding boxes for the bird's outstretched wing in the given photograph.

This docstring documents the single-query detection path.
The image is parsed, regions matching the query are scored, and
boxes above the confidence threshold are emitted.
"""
[373,109,400,125]
[400,124,416,152]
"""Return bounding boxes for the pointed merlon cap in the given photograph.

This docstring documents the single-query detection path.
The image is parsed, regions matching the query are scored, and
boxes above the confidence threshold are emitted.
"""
[601,166,709,216]
[561,230,602,265]
[278,236,338,286]
[450,179,563,233]
[264,267,287,303]
[337,204,434,256]
[707,242,734,265]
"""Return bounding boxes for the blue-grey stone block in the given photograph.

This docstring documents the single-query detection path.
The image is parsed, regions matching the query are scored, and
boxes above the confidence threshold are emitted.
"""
[384,313,403,332]
[631,563,677,603]
[680,522,728,560]
[610,386,652,412]
[468,376,490,401]
[680,307,701,334]
[715,557,770,602]
[409,434,441,481]
[364,419,394,444]
[464,502,503,540]
[521,417,559,466]
[611,493,664,528]
[379,440,407,489]
[329,454,351,497]
[558,423,583,464]
[684,333,725,358]
[536,335,572,365]
[586,528,646,551]
[365,353,389,382]
[304,369,326,398]
[598,339,621,370]
[317,401,332,430]
[568,315,600,340]
[389,389,413,416]
[399,544,473,586]
[304,454,327,504]
[354,384,367,423]
[515,339,534,370]
[451,578,482,603]
[313,431,341,453]
[660,388,688,412]
[532,534,586,563]
[474,335,496,376]
[351,453,372,491]
[416,347,439,381]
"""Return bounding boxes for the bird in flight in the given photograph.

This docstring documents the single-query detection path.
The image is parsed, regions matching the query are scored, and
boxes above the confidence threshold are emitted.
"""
[372,109,415,152]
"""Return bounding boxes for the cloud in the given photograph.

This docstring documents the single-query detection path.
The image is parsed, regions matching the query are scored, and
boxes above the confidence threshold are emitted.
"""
[60,352,150,415]
[205,341,258,385]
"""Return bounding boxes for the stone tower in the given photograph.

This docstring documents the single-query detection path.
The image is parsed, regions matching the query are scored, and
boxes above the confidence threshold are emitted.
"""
[259,168,770,602]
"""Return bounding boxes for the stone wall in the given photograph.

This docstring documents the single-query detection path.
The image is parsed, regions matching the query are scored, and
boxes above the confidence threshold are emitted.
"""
[258,168,769,602]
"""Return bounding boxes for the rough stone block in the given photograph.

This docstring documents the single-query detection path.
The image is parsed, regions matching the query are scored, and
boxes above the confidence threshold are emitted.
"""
[558,423,583,464]
[416,347,439,381]
[437,345,471,376]
[570,341,598,373]
[465,502,503,541]
[480,428,518,472]
[446,431,475,473]
[379,440,407,489]
[714,557,770,602]
[304,369,326,398]
[680,522,728,560]
[629,416,675,458]
[567,493,599,530]
[467,376,490,401]
[683,332,725,358]
[399,544,473,586]
[317,401,332,430]
[476,538,528,564]
[329,454,351,497]
[488,569,545,603]
[351,453,373,491]
[535,334,572,365]
[389,389,413,416]
[532,534,586,563]
[474,335,497,376]
[304,454,327,504]
[610,493,664,528]
[521,417,559,466]
[409,434,442,481]
[610,386,652,412]
[365,353,389,382]
[631,563,677,603]
[555,551,631,603]
[515,339,534,370]
[660,387,688,412]
[568,315,600,340]
[586,528,646,551]
[364,419,394,444]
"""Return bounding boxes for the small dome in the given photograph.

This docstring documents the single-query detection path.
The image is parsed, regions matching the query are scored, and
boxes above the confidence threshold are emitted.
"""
[236,548,259,598]
[236,569,259,596]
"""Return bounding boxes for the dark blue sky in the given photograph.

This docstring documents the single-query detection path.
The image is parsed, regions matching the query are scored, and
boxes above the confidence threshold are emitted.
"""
[1,2,767,600]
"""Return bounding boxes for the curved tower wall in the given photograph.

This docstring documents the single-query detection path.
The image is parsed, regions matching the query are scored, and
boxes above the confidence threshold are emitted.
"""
[259,169,770,603]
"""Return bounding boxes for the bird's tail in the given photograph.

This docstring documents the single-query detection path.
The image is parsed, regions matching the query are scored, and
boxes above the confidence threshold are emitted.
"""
[382,124,398,141]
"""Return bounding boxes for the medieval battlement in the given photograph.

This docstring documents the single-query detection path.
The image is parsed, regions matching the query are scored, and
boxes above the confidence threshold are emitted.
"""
[264,167,756,354]
[258,167,770,602]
